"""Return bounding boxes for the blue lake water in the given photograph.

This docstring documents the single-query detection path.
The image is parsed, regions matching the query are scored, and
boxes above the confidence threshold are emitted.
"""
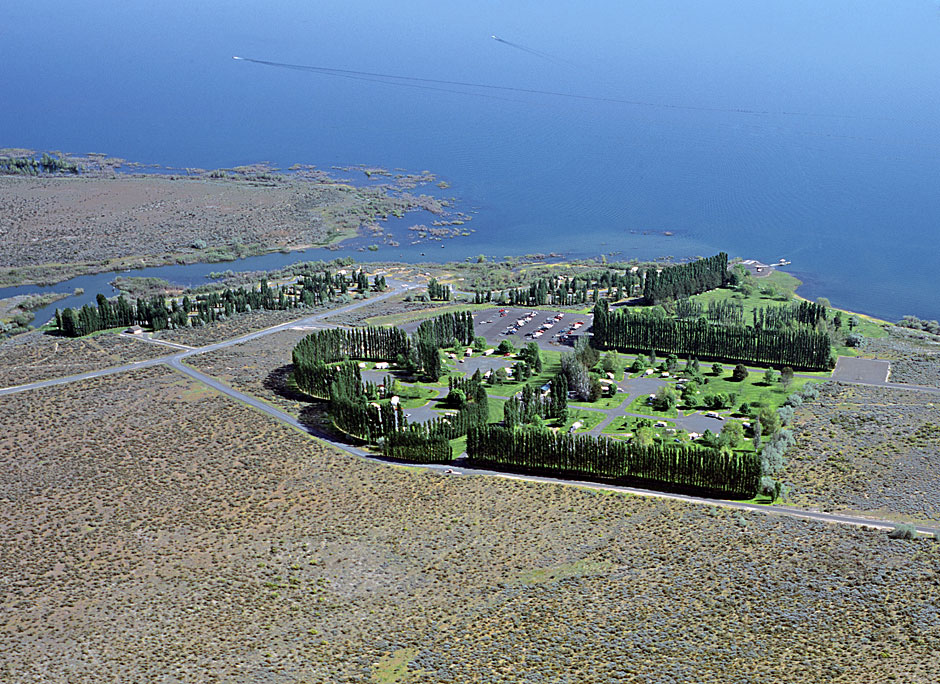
[3,0,940,323]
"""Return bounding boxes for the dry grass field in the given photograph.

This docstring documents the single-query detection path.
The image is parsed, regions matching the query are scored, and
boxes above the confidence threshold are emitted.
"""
[0,329,167,387]
[785,382,940,524]
[1,366,938,683]
[321,295,458,327]
[186,327,310,415]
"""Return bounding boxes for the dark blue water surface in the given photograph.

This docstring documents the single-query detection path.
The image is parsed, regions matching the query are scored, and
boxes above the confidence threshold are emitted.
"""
[3,0,939,322]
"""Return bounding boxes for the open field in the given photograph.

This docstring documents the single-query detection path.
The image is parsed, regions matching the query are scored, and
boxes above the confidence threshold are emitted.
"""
[322,294,460,327]
[786,382,940,523]
[186,327,310,415]
[689,270,801,317]
[152,304,331,347]
[0,329,167,387]
[0,171,443,286]
[2,367,938,683]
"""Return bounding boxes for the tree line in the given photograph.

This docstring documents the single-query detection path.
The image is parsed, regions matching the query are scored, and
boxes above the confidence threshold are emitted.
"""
[472,269,642,307]
[752,300,828,330]
[467,424,760,498]
[642,252,728,304]
[55,269,381,337]
[593,301,833,370]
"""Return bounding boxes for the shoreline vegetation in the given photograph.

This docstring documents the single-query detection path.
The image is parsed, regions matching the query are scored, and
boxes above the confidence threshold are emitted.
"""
[0,149,463,288]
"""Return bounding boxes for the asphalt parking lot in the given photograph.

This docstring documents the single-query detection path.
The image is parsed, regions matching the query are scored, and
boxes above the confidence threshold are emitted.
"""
[831,357,891,384]
[472,307,593,351]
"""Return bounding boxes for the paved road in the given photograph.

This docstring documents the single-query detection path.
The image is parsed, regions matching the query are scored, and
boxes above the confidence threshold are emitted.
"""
[0,357,169,397]
[0,280,416,397]
[1,277,937,537]
[119,333,195,351]
[166,358,939,537]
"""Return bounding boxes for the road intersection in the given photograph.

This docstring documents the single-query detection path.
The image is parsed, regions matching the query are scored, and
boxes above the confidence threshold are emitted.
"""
[2,278,937,536]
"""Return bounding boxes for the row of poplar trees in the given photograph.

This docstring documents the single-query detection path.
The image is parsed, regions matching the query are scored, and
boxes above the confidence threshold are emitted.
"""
[468,425,760,498]
[427,278,452,301]
[593,300,833,370]
[642,252,729,304]
[474,269,642,307]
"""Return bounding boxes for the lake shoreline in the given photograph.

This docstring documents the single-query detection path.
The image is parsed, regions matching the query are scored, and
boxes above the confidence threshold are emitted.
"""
[0,152,455,287]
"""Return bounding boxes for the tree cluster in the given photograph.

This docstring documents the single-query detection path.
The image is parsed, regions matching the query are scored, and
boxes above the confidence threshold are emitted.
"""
[427,278,452,301]
[503,374,568,428]
[896,315,940,336]
[291,310,484,460]
[642,253,728,304]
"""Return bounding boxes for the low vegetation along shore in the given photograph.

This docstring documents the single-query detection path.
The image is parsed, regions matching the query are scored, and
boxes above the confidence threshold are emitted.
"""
[0,150,455,287]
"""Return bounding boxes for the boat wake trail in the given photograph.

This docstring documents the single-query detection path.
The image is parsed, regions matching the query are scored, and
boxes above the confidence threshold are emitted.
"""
[490,35,576,67]
[231,56,866,121]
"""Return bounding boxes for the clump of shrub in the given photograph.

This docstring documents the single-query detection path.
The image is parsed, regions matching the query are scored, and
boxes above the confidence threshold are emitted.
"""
[887,523,917,540]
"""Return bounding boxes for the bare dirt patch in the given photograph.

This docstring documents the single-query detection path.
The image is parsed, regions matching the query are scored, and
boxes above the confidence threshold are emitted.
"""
[322,295,459,327]
[0,368,938,683]
[186,327,310,414]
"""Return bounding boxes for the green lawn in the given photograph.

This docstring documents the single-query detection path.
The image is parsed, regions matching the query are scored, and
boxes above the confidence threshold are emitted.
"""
[601,415,672,436]
[687,370,824,413]
[557,408,605,433]
[685,272,892,356]
[688,271,801,321]
[478,350,563,398]
[570,393,627,410]
[387,385,439,409]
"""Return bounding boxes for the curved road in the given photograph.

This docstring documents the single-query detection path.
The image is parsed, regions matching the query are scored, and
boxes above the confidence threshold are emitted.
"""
[1,277,937,537]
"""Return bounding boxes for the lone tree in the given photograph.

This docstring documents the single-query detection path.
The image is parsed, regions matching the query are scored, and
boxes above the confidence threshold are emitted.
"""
[732,364,749,382]
[653,385,678,412]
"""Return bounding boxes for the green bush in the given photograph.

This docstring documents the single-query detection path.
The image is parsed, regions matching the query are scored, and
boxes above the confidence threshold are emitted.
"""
[887,523,917,540]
